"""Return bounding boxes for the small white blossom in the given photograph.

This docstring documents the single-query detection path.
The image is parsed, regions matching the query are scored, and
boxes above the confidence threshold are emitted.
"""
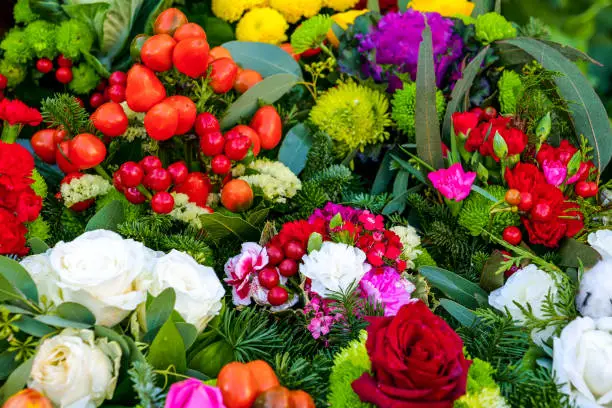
[169,193,212,229]
[390,225,422,269]
[240,159,302,204]
[60,174,111,208]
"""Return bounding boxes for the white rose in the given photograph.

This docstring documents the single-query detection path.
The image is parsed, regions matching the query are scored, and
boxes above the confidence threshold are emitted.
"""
[488,264,559,345]
[553,317,612,407]
[299,241,369,298]
[588,230,612,260]
[144,250,225,332]
[49,230,156,326]
[28,329,121,408]
[576,231,612,318]
[20,253,60,306]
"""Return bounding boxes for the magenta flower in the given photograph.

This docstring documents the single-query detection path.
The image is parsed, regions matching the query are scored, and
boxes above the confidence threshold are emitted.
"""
[165,378,225,408]
[542,159,567,187]
[359,267,415,316]
[427,163,476,202]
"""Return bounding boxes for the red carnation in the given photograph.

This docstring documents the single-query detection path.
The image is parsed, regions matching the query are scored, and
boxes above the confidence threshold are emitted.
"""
[0,208,28,256]
[273,219,327,248]
[0,99,43,126]
[15,190,43,222]
[478,117,526,160]
[536,140,578,167]
[352,301,471,407]
[505,163,546,192]
[0,141,35,189]
[452,111,480,137]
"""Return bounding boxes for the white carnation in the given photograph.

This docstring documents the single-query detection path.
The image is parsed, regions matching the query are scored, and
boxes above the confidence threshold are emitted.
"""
[60,174,111,208]
[390,225,422,269]
[299,241,369,298]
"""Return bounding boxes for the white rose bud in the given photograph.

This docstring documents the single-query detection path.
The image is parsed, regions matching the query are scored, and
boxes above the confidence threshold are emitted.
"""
[49,230,157,326]
[28,329,121,408]
[553,316,612,407]
[144,250,225,332]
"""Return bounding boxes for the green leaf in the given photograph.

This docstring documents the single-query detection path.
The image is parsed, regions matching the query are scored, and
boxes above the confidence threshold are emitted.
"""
[221,74,299,129]
[329,213,343,229]
[95,326,131,357]
[199,213,262,242]
[246,207,270,227]
[0,256,38,303]
[471,184,498,202]
[278,123,313,175]
[222,41,302,79]
[367,0,380,13]
[56,302,96,325]
[62,2,110,49]
[0,274,26,304]
[383,171,409,215]
[439,299,478,327]
[14,316,55,337]
[415,25,443,170]
[0,351,19,381]
[499,38,612,172]
[35,315,92,329]
[148,318,186,373]
[145,288,176,342]
[419,266,489,309]
[128,0,166,37]
[83,50,111,78]
[0,358,33,404]
[390,154,427,184]
[471,0,494,16]
[175,322,198,350]
[480,251,505,291]
[541,40,602,66]
[203,17,235,47]
[372,149,397,194]
[442,46,490,139]
[307,232,323,253]
[559,238,602,269]
[27,237,49,255]
[99,0,144,64]
[30,0,68,21]
[85,200,125,232]
[398,0,409,12]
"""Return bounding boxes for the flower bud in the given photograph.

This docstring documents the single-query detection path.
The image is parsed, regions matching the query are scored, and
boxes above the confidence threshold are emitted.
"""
[536,112,551,143]
[566,150,582,178]
[493,131,508,160]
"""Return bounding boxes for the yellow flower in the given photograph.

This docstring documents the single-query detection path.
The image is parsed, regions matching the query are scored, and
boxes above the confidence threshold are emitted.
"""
[327,9,369,47]
[212,0,268,22]
[268,0,322,24]
[323,0,359,11]
[408,0,475,17]
[236,8,288,44]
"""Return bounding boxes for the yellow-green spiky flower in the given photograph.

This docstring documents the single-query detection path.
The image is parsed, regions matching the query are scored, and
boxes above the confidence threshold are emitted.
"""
[310,81,391,152]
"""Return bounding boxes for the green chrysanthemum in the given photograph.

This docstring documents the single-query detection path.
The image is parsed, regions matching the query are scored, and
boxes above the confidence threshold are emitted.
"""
[310,81,391,151]
[454,359,509,408]
[291,15,333,54]
[458,185,520,237]
[0,59,27,88]
[26,218,50,242]
[392,82,446,141]
[328,331,373,408]
[31,169,48,199]
[69,63,101,95]
[413,246,437,268]
[14,0,39,24]
[24,21,58,59]
[56,19,94,61]
[475,13,517,44]
[0,28,34,64]
[498,70,522,115]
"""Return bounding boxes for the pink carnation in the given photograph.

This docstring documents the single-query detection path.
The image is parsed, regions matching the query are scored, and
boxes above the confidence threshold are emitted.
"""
[542,159,567,187]
[359,267,415,316]
[165,379,225,408]
[427,163,476,202]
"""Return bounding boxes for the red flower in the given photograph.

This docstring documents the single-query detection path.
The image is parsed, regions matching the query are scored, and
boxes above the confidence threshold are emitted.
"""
[0,99,43,126]
[358,211,384,231]
[478,118,526,160]
[274,219,326,248]
[352,301,471,407]
[356,0,398,11]
[0,208,28,256]
[536,140,578,166]
[505,163,546,192]
[367,243,386,267]
[15,191,42,222]
[452,111,480,136]
[464,127,484,153]
[0,141,35,189]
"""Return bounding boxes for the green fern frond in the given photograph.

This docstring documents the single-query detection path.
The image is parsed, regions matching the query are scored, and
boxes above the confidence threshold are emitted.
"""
[41,93,94,136]
[128,361,166,408]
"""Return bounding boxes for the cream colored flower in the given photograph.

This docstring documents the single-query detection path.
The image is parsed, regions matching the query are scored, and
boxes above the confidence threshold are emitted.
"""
[60,174,111,208]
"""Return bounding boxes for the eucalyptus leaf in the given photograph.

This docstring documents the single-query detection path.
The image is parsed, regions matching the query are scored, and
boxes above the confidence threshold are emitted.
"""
[372,149,397,194]
[439,299,478,327]
[144,288,176,342]
[0,358,33,404]
[148,318,186,373]
[419,266,489,309]
[559,238,602,269]
[27,238,49,255]
[222,41,302,78]
[383,171,409,214]
[175,322,198,350]
[390,154,427,184]
[85,200,125,232]
[0,274,26,304]
[471,0,494,16]
[14,316,55,337]
[95,325,131,357]
[35,315,92,329]
[199,213,262,242]
[56,302,96,325]
[278,123,313,175]
[0,256,38,303]
[0,351,19,381]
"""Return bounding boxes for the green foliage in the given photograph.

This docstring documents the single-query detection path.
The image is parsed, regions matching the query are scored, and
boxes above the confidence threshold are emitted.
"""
[0,29,34,64]
[518,17,551,39]
[24,21,58,60]
[0,59,27,88]
[56,19,94,61]
[342,192,389,213]
[95,188,142,223]
[475,13,517,44]
[69,63,101,95]
[505,366,574,408]
[458,186,520,238]
[392,82,446,141]
[454,358,508,408]
[413,247,437,269]
[128,361,166,408]
[291,15,333,54]
[302,131,334,180]
[308,165,354,201]
[274,352,333,407]
[41,93,94,136]
[498,70,523,115]
[30,169,47,199]
[13,0,39,24]
[26,218,50,243]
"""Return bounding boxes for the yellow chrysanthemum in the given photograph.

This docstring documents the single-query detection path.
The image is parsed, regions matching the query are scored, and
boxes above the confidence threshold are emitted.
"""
[327,9,369,47]
[212,0,268,22]
[269,0,323,24]
[236,7,288,44]
[408,0,475,17]
[323,0,359,11]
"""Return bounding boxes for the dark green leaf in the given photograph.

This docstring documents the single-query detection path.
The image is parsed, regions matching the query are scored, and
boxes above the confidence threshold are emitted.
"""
[371,149,397,194]
[278,123,313,175]
[390,154,427,184]
[383,171,409,215]
[0,351,19,381]
[0,358,33,404]
[398,0,410,11]
[222,41,302,79]
[95,326,130,357]
[499,38,612,172]
[83,51,111,78]
[439,299,478,327]
[415,25,443,170]
[35,315,92,329]
[0,256,38,303]
[85,200,125,232]
[62,2,110,49]
[56,302,96,326]
[14,316,55,337]
[541,41,602,66]
[30,0,67,21]
[27,238,49,255]
[419,266,489,309]
[148,318,187,373]
[246,207,270,227]
[99,0,142,65]
[145,288,176,342]
[442,47,490,139]
[367,0,380,13]
[480,251,505,291]
[221,74,299,129]
[559,238,602,269]
[471,184,498,202]
[175,322,198,350]
[129,0,166,36]
[0,274,25,304]
[199,213,262,242]
[471,0,494,16]
[203,16,235,47]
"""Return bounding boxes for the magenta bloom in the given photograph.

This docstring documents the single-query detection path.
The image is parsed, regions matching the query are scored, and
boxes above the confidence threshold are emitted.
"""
[165,379,225,408]
[542,159,567,186]
[308,202,362,224]
[359,267,415,316]
[428,163,476,202]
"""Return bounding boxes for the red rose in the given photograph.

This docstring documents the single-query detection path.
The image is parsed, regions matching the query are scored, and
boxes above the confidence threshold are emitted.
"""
[505,163,546,192]
[0,208,28,256]
[352,301,471,407]
[15,190,42,222]
[536,140,578,166]
[0,99,43,126]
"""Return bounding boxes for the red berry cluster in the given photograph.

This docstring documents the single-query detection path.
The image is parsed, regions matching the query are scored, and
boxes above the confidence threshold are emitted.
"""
[90,71,127,109]
[35,55,74,85]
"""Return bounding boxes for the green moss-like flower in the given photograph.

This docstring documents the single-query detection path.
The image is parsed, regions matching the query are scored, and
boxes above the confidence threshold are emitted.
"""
[291,15,333,54]
[14,0,39,24]
[392,82,446,141]
[0,59,27,88]
[498,70,522,115]
[328,331,373,408]
[310,81,391,151]
[475,13,517,44]
[413,246,437,268]
[31,169,48,199]
[69,63,101,95]
[0,28,34,64]
[56,19,94,61]
[458,185,520,237]
[26,218,50,242]
[24,21,58,59]
[454,359,509,408]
